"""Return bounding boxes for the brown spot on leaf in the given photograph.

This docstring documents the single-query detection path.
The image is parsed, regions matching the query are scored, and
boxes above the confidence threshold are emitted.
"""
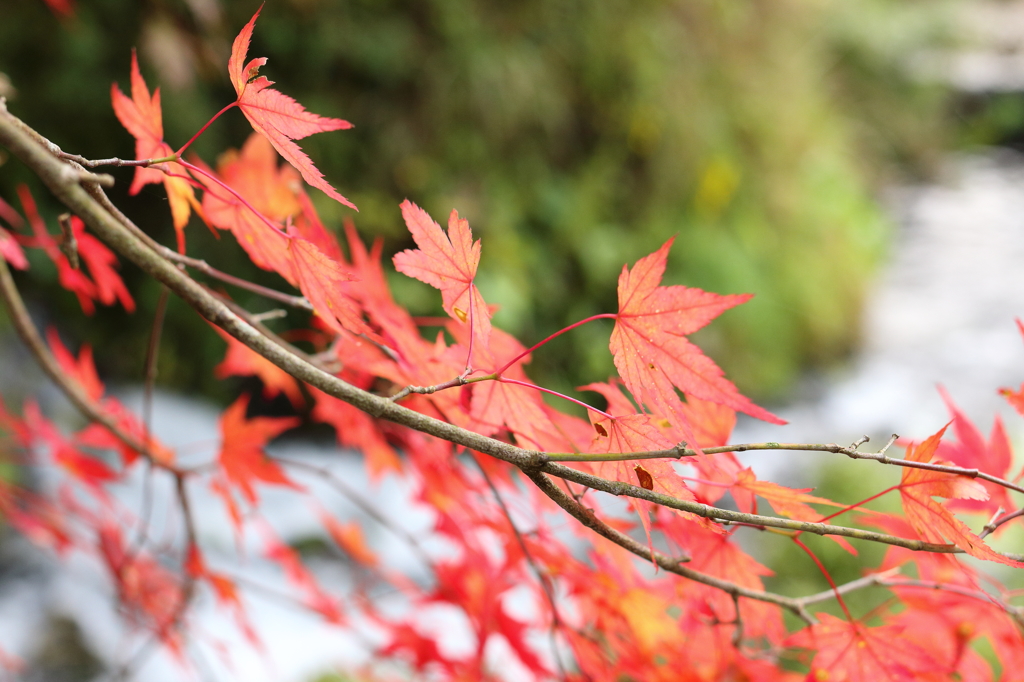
[634,465,654,490]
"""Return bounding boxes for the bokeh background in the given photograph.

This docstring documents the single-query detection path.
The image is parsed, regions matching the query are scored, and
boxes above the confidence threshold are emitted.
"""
[0,0,973,402]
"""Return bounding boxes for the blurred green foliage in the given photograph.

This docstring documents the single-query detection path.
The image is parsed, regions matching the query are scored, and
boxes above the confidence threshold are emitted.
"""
[0,0,958,402]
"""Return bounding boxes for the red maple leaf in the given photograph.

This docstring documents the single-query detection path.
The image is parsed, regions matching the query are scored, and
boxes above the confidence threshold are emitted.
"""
[579,381,714,546]
[394,200,491,354]
[217,395,301,505]
[16,186,134,315]
[786,613,934,681]
[0,226,27,270]
[999,319,1024,420]
[229,6,355,209]
[661,516,785,645]
[899,426,1023,568]
[45,330,174,467]
[111,50,199,252]
[609,239,783,450]
[98,523,185,651]
[933,387,1014,517]
[68,217,135,313]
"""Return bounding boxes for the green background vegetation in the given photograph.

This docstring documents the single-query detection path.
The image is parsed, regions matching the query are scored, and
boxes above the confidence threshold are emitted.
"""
[0,0,967,403]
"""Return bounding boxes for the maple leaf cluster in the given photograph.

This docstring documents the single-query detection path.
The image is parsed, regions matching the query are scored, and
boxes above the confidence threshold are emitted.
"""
[1,5,1024,681]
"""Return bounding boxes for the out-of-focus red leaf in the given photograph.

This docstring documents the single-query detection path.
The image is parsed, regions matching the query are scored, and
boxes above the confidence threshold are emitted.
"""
[787,614,934,682]
[111,50,199,252]
[217,395,300,505]
[214,326,304,408]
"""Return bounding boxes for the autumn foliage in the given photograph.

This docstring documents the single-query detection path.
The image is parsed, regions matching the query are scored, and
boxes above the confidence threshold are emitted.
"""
[2,5,1024,681]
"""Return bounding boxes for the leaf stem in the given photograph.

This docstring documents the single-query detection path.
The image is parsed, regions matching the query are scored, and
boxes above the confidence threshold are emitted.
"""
[497,377,613,420]
[175,101,238,157]
[494,313,617,376]
[792,535,852,620]
[179,159,287,238]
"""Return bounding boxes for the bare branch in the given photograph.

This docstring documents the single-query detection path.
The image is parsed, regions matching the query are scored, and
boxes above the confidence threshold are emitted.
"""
[161,249,314,311]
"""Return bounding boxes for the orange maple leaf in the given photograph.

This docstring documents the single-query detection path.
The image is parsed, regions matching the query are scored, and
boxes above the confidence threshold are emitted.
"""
[318,511,379,567]
[899,426,1023,567]
[310,387,402,480]
[213,326,304,408]
[609,239,783,451]
[111,50,199,253]
[217,395,301,505]
[199,133,303,281]
[394,200,492,354]
[229,6,355,209]
[287,232,369,337]
[999,319,1024,420]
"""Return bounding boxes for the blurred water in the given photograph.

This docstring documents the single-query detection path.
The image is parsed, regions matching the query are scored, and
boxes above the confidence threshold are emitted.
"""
[736,150,1024,484]
[4,150,1024,680]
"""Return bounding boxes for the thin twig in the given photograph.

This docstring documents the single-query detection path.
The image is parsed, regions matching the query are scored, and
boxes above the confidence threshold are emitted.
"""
[542,436,1024,499]
[161,249,314,311]
[213,292,337,372]
[389,373,471,402]
[472,456,569,682]
[796,569,1024,628]
[981,507,1024,539]
[276,456,434,568]
[796,567,902,607]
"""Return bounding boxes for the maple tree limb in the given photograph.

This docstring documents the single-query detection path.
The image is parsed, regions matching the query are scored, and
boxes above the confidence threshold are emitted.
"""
[539,461,965,554]
[213,294,338,373]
